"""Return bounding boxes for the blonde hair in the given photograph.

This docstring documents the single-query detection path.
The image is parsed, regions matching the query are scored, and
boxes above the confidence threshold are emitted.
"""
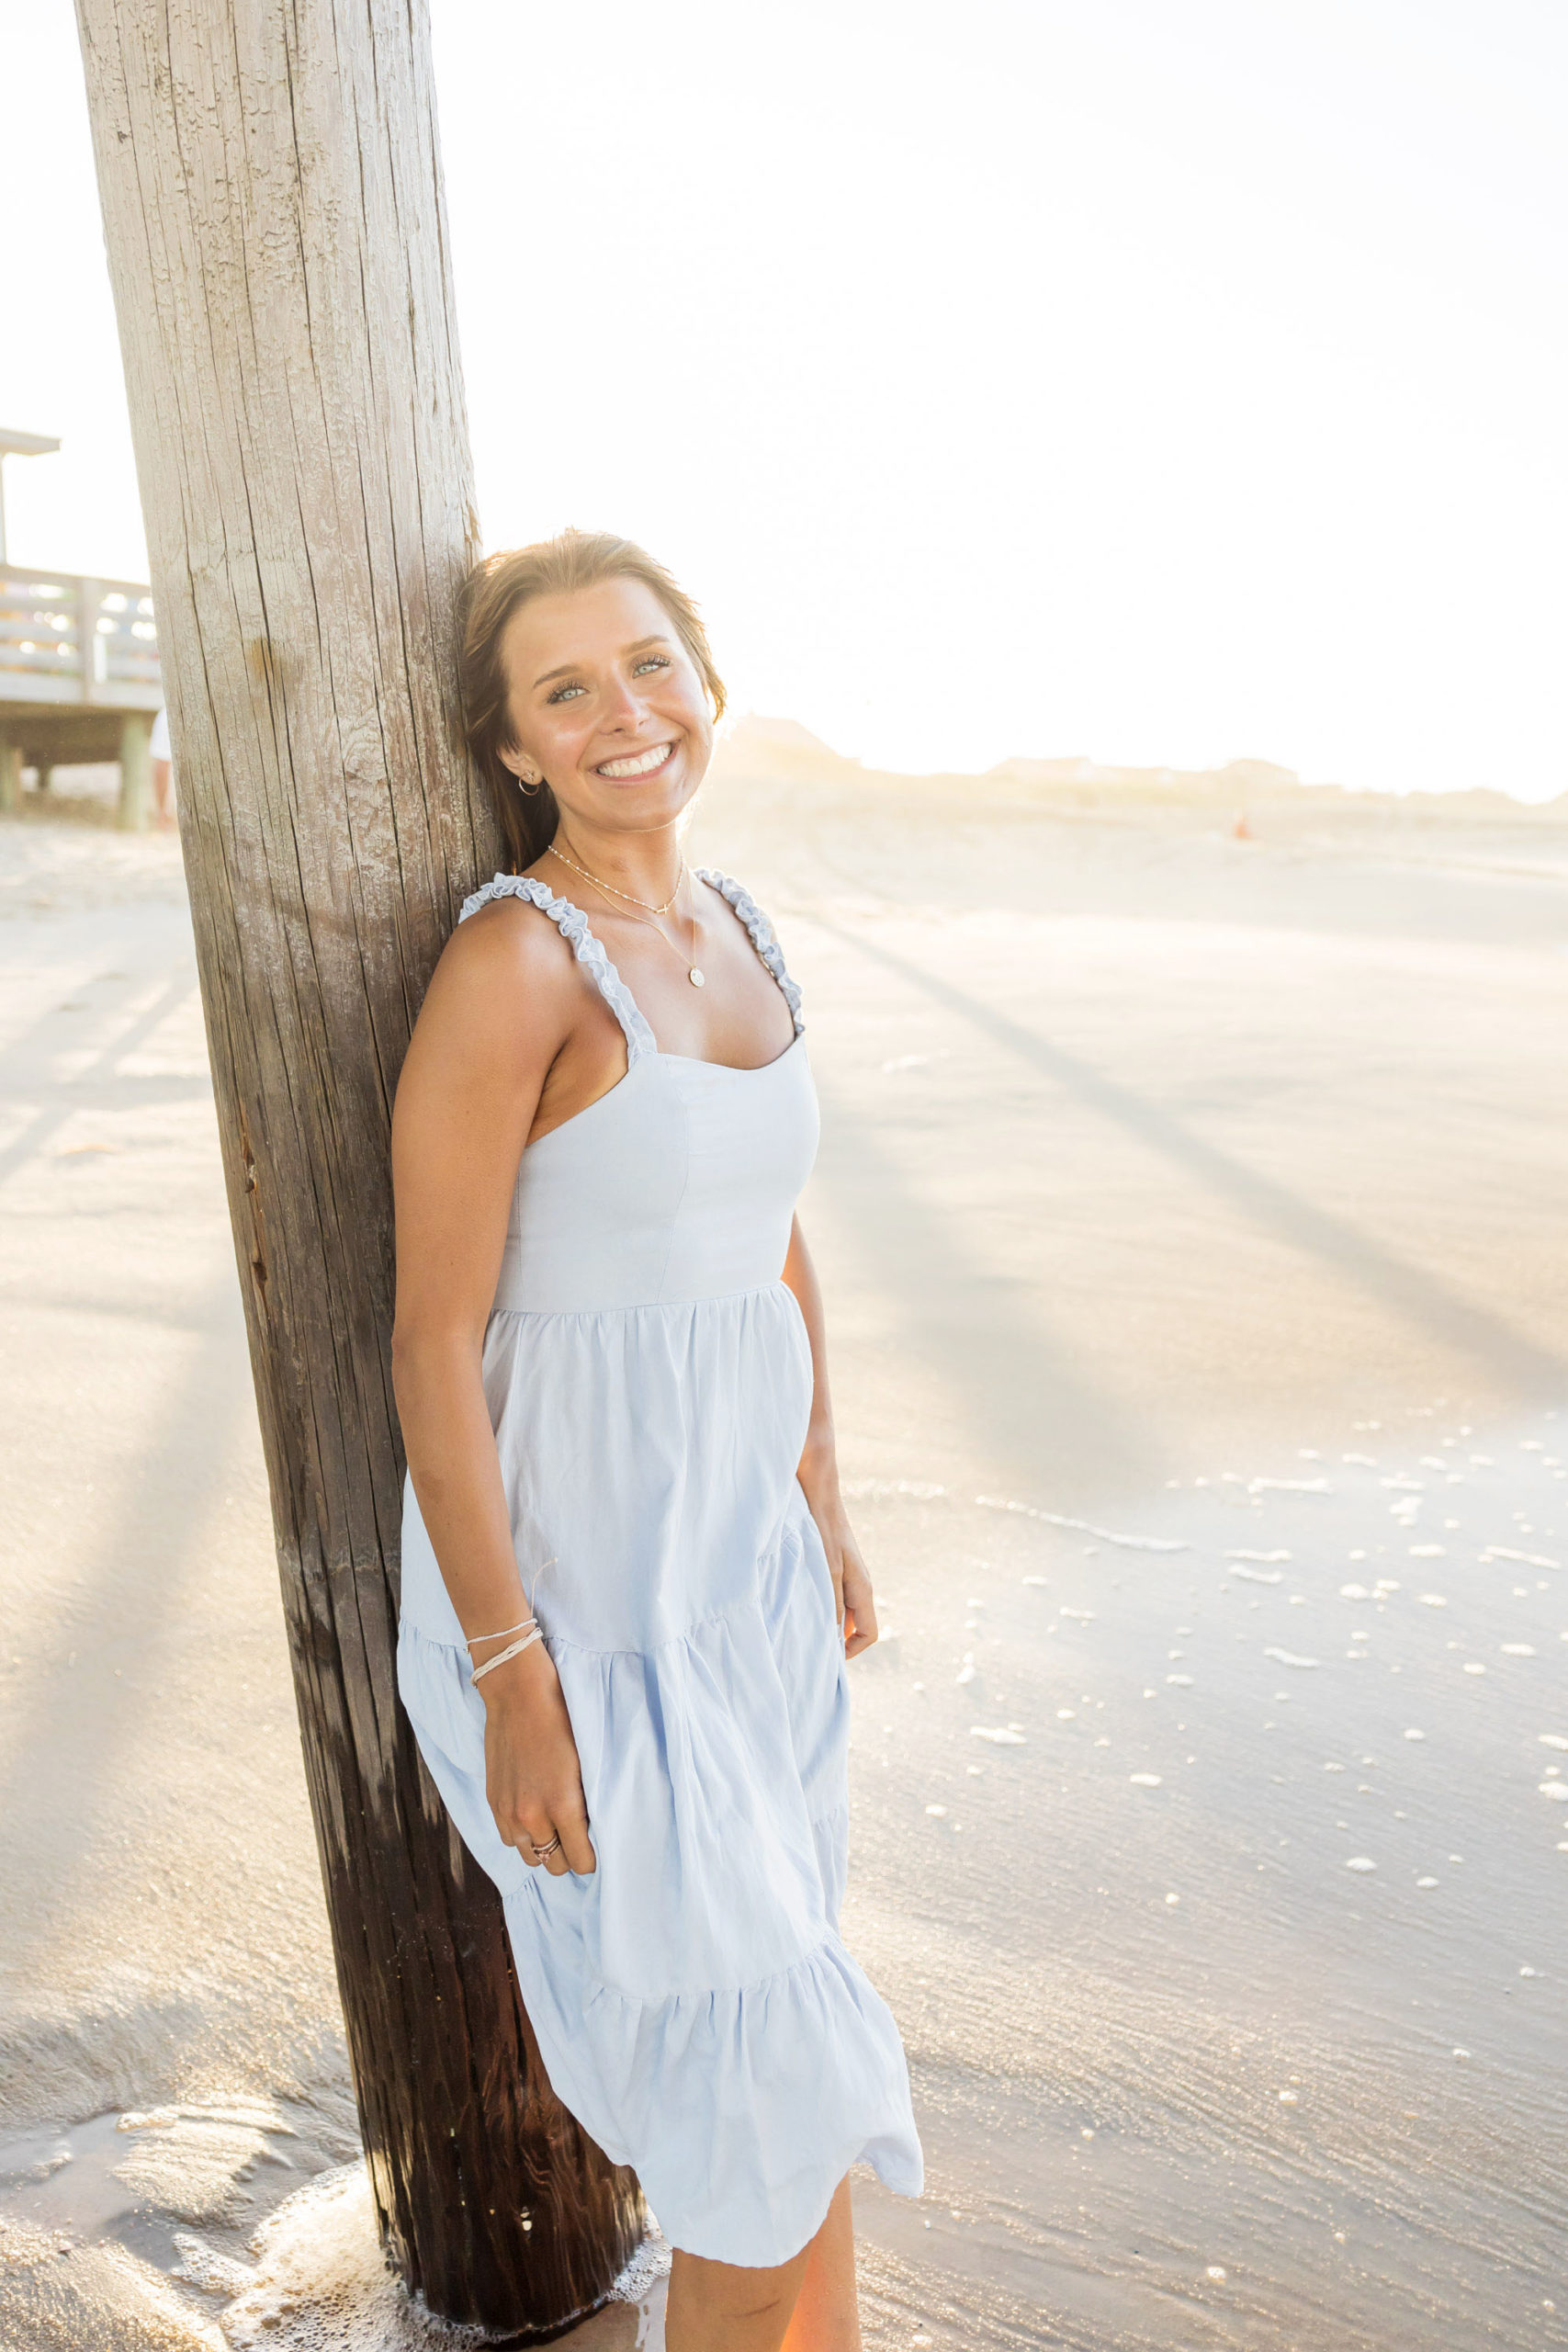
[458,528,727,871]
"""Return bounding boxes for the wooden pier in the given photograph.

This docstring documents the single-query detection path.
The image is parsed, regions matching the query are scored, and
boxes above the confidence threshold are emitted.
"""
[0,563,164,827]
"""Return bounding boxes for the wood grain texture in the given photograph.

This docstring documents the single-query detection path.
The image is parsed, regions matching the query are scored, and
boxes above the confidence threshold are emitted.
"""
[73,2,646,2332]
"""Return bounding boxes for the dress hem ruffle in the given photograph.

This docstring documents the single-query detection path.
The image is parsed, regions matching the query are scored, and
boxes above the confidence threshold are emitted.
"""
[500,1877,925,2267]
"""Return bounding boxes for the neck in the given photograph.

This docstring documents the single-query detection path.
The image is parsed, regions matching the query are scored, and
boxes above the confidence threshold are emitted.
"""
[550,819,685,903]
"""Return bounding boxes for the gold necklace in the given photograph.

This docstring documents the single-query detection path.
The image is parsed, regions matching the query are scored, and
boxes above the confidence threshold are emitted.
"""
[551,832,682,915]
[550,835,705,989]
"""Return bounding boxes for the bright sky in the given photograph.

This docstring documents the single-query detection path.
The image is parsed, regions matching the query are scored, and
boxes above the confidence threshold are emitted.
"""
[3,0,1564,796]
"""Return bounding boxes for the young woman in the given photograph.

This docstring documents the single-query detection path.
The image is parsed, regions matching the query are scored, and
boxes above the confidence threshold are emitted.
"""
[389,531,921,2350]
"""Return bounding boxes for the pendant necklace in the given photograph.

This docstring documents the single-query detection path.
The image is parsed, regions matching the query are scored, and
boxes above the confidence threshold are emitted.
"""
[551,832,705,987]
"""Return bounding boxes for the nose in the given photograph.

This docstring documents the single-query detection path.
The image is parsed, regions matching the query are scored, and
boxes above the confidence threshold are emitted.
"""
[597,670,645,729]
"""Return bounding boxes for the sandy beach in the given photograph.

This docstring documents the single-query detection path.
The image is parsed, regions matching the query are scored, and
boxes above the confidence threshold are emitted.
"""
[1,748,1565,2348]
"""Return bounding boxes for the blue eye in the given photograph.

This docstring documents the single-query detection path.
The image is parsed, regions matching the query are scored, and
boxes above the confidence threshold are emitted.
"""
[633,655,671,677]
[547,681,586,704]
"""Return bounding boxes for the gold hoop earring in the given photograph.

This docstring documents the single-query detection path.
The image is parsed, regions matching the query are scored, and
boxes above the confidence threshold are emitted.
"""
[515,769,542,798]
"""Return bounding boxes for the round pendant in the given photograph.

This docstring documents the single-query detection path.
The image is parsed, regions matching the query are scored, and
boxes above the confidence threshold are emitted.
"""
[688,967,705,988]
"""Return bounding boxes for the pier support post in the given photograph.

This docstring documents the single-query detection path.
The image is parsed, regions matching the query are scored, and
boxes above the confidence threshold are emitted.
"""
[116,711,152,831]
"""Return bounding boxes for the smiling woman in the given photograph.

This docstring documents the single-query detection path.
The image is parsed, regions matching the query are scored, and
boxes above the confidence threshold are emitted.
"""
[458,530,728,874]
[389,532,922,2351]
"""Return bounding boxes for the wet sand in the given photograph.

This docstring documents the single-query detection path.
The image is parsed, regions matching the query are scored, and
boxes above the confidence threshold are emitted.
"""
[1,762,1564,2346]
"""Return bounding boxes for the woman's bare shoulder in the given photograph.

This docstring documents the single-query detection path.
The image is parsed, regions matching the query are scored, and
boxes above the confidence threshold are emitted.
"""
[408,883,577,1069]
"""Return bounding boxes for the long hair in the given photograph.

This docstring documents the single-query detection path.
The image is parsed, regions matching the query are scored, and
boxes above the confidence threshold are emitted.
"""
[458,528,728,872]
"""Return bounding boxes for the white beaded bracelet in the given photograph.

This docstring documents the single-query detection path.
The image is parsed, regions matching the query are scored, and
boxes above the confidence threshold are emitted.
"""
[469,1624,544,1684]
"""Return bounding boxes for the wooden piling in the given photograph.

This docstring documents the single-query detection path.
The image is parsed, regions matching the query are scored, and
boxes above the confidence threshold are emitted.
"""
[73,0,645,2330]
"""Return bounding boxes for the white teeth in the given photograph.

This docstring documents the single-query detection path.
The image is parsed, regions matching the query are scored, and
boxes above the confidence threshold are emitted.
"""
[599,742,672,779]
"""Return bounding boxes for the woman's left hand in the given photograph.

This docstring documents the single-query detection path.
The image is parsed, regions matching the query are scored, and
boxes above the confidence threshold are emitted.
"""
[798,1445,879,1657]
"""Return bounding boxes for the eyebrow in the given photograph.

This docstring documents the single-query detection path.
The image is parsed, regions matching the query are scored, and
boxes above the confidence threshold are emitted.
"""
[532,634,672,690]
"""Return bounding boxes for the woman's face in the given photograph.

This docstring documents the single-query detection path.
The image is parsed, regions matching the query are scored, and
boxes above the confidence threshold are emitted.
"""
[499,575,714,840]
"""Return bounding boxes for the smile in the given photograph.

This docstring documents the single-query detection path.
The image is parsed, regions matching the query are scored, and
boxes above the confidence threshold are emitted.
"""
[596,741,676,780]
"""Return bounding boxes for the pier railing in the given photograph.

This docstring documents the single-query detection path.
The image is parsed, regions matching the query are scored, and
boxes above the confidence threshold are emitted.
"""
[0,564,162,709]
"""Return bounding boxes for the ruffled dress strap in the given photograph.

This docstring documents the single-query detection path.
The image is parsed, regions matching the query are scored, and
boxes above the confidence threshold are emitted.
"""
[694,868,805,1036]
[459,873,658,1062]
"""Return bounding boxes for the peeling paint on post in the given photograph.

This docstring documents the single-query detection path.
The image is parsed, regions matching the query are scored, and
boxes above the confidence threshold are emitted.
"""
[72,0,646,2332]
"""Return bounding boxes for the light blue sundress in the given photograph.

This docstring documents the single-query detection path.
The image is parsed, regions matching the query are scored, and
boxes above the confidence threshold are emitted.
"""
[396,867,923,2267]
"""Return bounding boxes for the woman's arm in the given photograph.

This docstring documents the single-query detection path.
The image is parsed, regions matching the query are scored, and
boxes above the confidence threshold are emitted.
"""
[780,1216,879,1657]
[390,907,595,1875]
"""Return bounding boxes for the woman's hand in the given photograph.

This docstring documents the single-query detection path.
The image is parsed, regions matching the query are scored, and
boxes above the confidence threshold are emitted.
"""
[798,1441,879,1658]
[479,1642,596,1876]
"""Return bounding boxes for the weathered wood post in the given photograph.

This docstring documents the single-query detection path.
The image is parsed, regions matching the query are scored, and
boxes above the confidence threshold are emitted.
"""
[116,711,152,831]
[73,1,645,2334]
[0,728,21,814]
